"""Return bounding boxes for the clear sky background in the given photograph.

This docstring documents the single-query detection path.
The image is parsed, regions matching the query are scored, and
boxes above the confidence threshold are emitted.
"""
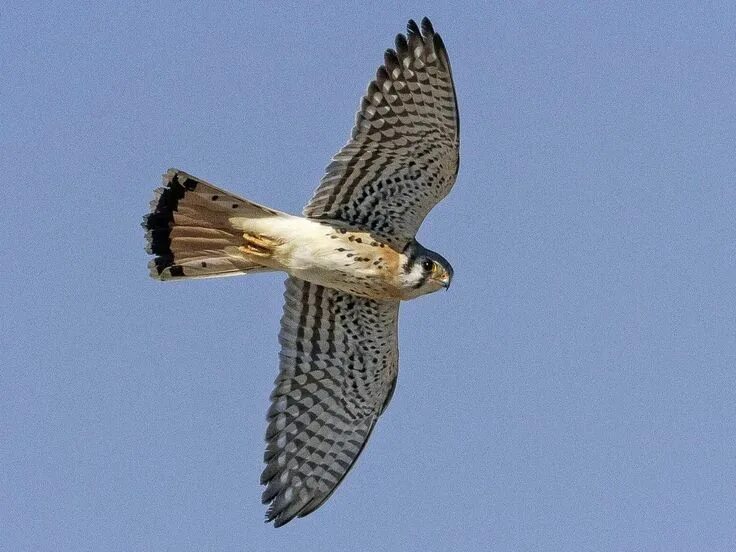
[2,2,735,551]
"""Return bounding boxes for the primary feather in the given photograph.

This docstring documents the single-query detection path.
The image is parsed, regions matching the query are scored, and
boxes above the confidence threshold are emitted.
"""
[304,17,460,249]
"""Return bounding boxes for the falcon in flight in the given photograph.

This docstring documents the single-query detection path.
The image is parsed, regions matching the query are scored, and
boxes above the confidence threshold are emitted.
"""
[143,17,459,527]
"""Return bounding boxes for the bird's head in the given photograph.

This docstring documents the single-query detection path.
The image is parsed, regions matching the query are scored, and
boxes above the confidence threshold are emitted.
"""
[399,241,453,299]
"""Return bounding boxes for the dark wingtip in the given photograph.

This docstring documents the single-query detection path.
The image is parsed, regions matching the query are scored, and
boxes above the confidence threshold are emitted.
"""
[264,502,295,528]
[406,19,420,36]
[272,516,289,529]
[395,33,408,54]
[384,48,399,70]
[420,17,434,37]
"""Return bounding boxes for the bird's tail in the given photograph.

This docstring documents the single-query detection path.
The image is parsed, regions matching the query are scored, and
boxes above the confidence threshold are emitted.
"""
[143,169,286,281]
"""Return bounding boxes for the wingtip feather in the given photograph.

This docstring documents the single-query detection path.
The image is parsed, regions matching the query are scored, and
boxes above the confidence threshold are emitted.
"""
[420,17,434,37]
[406,19,420,36]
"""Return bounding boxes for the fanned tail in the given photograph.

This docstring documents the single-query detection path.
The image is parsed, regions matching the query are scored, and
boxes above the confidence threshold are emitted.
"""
[143,169,282,280]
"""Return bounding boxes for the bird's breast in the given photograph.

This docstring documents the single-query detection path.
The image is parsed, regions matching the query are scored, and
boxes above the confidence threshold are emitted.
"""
[274,221,403,300]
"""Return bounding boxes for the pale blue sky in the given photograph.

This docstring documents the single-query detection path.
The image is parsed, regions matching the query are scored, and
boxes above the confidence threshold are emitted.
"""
[2,2,735,551]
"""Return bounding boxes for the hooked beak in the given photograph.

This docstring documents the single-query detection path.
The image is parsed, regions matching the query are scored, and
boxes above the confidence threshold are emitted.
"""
[431,266,452,290]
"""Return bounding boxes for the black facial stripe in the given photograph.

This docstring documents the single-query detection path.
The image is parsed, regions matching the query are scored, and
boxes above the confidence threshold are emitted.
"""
[402,241,423,274]
[403,252,417,274]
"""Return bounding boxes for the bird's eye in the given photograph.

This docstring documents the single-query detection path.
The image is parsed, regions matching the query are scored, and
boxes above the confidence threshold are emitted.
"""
[421,259,434,272]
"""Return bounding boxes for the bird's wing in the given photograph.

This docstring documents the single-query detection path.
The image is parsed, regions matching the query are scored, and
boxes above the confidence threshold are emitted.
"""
[303,17,459,249]
[262,277,400,526]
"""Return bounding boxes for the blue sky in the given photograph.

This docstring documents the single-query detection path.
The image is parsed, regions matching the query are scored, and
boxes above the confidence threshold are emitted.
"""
[2,2,735,550]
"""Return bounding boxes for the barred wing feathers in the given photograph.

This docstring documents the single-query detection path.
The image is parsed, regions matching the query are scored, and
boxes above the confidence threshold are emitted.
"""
[304,18,459,249]
[262,277,400,526]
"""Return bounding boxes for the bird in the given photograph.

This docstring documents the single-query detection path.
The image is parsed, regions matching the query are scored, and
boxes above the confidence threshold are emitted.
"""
[142,16,459,527]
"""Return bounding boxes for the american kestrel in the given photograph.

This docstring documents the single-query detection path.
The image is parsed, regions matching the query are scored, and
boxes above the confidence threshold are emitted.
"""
[143,17,459,526]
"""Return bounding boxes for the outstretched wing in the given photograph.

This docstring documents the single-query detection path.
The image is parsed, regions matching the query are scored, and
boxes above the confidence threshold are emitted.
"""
[262,277,400,526]
[304,17,459,249]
